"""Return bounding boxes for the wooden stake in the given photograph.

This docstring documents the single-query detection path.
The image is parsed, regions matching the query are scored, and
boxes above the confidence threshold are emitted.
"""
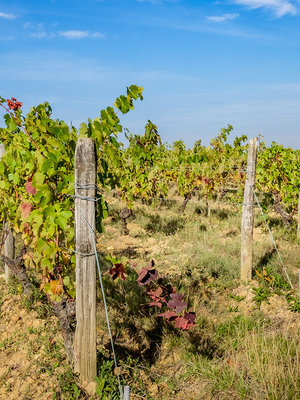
[0,143,14,283]
[74,138,97,390]
[297,191,300,240]
[3,221,14,282]
[241,138,258,283]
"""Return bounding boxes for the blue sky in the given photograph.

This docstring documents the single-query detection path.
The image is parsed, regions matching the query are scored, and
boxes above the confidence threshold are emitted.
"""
[1,0,300,148]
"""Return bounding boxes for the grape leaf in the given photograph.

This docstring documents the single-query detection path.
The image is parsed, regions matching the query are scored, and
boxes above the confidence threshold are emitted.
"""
[105,263,126,280]
[137,260,158,285]
[20,203,32,219]
[157,310,178,321]
[174,312,196,330]
[25,178,37,195]
[167,293,187,313]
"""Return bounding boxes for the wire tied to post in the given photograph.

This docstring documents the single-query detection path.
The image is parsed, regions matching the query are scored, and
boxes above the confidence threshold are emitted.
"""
[72,183,102,202]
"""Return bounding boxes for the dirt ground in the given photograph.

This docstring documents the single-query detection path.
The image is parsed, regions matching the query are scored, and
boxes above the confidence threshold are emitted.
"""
[0,277,69,400]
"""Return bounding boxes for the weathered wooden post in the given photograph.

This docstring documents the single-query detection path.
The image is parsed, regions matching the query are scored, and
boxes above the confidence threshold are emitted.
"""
[0,143,14,283]
[241,138,258,283]
[74,138,97,392]
[3,222,14,282]
[297,191,300,240]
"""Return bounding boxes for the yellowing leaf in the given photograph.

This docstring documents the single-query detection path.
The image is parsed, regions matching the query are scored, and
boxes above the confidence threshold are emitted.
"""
[255,269,263,279]
[49,280,64,296]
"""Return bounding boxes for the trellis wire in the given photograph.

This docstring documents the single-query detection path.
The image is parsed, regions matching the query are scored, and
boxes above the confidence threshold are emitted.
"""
[251,186,293,289]
[72,184,102,202]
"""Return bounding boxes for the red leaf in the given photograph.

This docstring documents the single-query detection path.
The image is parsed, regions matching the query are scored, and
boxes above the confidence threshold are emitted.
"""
[146,286,167,308]
[167,293,187,313]
[25,178,37,195]
[147,287,164,301]
[158,311,178,321]
[137,260,158,285]
[167,300,187,313]
[105,263,126,280]
[23,222,31,234]
[174,316,189,330]
[20,203,32,219]
[183,311,196,324]
[170,293,184,302]
[7,97,23,111]
[153,287,163,297]
[174,312,196,330]
[149,301,162,308]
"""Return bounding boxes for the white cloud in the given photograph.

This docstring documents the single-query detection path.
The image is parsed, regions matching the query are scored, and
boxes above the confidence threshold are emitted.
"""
[23,22,55,39]
[0,11,17,20]
[29,23,47,39]
[59,30,105,39]
[233,0,297,17]
[90,32,106,38]
[206,13,239,22]
[21,25,104,40]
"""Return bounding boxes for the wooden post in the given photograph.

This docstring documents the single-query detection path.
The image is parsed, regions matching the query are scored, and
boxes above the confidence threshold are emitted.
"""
[3,222,14,282]
[74,138,97,391]
[0,143,14,282]
[297,191,300,240]
[241,138,258,283]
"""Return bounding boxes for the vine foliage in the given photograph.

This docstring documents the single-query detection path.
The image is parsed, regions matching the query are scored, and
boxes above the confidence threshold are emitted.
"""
[0,86,143,302]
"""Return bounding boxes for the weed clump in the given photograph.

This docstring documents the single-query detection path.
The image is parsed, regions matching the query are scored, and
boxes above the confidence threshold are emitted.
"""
[144,214,184,235]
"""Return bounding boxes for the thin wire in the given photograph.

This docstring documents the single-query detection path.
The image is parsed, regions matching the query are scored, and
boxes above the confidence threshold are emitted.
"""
[71,194,101,202]
[251,186,293,289]
[75,183,100,191]
[72,250,95,258]
[78,210,123,399]
[73,183,102,202]
[62,246,96,258]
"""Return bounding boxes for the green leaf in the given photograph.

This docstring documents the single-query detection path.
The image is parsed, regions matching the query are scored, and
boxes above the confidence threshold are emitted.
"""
[79,122,88,137]
[34,172,45,186]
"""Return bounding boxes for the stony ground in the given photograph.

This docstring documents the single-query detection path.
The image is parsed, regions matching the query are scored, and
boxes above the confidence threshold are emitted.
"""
[0,277,68,399]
